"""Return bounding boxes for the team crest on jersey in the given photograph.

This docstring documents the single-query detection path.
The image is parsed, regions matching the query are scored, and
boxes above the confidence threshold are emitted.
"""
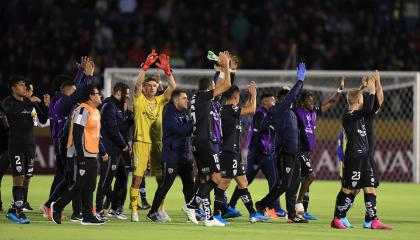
[112,165,117,171]
[232,105,239,111]
[285,167,291,173]
[352,181,357,187]
[148,105,155,112]
[168,168,174,174]
[79,169,85,176]
[16,166,22,172]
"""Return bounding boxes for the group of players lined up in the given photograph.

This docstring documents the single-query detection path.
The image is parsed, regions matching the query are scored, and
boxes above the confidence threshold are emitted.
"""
[0,50,391,229]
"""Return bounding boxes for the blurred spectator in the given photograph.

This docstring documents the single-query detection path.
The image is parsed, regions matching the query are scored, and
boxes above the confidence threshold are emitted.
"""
[0,0,418,98]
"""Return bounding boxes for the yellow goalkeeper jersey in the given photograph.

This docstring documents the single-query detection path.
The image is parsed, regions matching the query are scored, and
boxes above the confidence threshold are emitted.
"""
[133,94,168,143]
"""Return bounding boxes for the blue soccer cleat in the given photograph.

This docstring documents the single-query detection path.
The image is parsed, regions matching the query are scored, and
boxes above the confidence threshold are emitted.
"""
[6,211,21,223]
[223,206,242,219]
[340,217,354,228]
[195,209,206,222]
[249,212,270,223]
[214,214,230,225]
[363,220,372,229]
[304,211,318,220]
[276,209,287,218]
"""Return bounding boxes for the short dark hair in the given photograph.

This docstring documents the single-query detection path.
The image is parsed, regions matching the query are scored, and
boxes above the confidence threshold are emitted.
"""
[61,79,75,90]
[300,90,313,103]
[8,75,26,91]
[223,85,240,99]
[143,77,158,85]
[260,93,274,102]
[81,84,98,102]
[198,77,212,90]
[54,74,71,92]
[113,82,129,95]
[277,87,290,101]
[171,89,188,101]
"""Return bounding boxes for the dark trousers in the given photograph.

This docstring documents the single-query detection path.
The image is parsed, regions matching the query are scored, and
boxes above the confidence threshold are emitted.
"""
[229,149,281,211]
[150,161,195,213]
[55,157,97,219]
[110,151,131,210]
[259,151,301,218]
[96,152,124,212]
[49,139,66,197]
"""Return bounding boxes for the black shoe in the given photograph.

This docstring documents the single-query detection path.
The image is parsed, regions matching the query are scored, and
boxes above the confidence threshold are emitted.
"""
[255,201,266,215]
[51,202,62,224]
[287,216,308,223]
[138,198,151,210]
[146,212,164,222]
[95,210,109,222]
[70,212,83,222]
[81,216,105,225]
[23,202,34,212]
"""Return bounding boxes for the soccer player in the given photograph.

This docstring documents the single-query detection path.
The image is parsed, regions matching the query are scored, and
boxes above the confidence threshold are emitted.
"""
[294,77,345,220]
[255,63,308,223]
[2,75,48,223]
[331,75,391,230]
[51,84,107,225]
[213,82,270,224]
[361,70,384,228]
[146,89,195,222]
[228,93,286,219]
[95,82,132,221]
[42,57,94,221]
[181,51,231,227]
[0,100,9,212]
[130,50,176,222]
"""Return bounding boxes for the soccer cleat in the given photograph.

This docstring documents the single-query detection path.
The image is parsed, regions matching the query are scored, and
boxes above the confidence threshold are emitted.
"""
[214,214,230,225]
[108,209,128,220]
[40,204,51,220]
[276,209,287,218]
[266,208,279,219]
[194,209,206,222]
[331,217,346,229]
[131,211,139,222]
[207,50,220,63]
[204,218,225,227]
[70,213,83,222]
[363,220,372,229]
[116,211,128,220]
[287,216,308,223]
[17,210,30,224]
[255,201,266,215]
[304,211,318,220]
[250,212,270,223]
[22,202,34,212]
[138,198,151,210]
[158,210,171,222]
[6,208,21,223]
[147,212,165,222]
[95,210,109,222]
[340,217,354,228]
[371,219,392,230]
[81,216,105,225]
[223,206,242,219]
[181,205,198,224]
[51,202,62,224]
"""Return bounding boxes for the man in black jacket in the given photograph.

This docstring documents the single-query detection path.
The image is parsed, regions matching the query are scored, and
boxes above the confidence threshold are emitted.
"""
[95,82,132,221]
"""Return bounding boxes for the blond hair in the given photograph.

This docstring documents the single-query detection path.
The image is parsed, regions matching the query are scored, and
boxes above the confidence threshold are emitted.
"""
[346,88,362,105]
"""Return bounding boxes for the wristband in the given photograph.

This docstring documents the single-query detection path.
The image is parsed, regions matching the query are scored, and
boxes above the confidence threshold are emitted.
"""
[337,88,343,93]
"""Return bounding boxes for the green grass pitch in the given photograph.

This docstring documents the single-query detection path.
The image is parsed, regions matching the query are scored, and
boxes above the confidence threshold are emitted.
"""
[0,176,419,240]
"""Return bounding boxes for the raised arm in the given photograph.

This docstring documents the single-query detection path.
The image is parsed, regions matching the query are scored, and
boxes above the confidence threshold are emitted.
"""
[240,81,257,116]
[156,54,176,101]
[374,70,384,108]
[320,76,345,112]
[134,50,158,98]
[213,51,232,97]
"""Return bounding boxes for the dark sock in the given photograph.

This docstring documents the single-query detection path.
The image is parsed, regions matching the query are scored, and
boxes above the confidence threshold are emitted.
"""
[12,186,24,210]
[23,187,28,203]
[303,191,310,212]
[364,193,377,221]
[333,191,355,218]
[238,188,256,214]
[214,187,225,216]
[188,180,217,209]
